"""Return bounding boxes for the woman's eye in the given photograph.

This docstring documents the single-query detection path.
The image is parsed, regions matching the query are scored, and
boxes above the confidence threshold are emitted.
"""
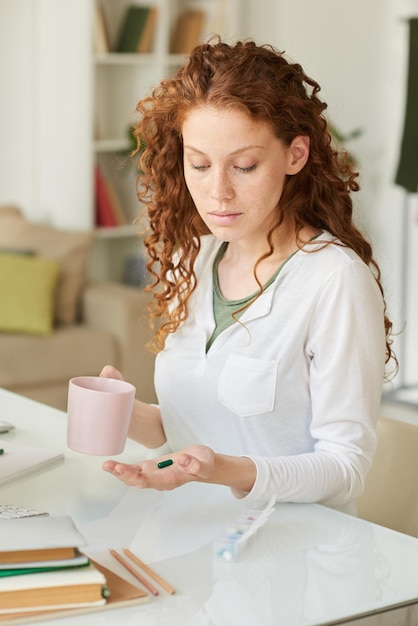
[191,164,209,171]
[235,164,256,173]
[188,163,256,172]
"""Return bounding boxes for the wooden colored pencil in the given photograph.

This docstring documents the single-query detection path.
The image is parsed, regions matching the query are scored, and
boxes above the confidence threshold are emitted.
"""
[108,549,159,596]
[123,548,176,595]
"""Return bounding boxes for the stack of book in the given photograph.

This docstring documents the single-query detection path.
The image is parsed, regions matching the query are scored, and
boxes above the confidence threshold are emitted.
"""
[0,515,148,620]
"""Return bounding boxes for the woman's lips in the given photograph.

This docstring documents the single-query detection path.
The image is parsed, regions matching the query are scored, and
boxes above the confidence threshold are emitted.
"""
[208,212,242,226]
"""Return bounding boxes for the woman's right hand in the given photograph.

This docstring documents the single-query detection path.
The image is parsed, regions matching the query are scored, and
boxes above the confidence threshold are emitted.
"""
[99,364,167,449]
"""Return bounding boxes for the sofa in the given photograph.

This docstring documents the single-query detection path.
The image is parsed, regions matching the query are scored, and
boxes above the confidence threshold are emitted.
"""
[0,206,156,410]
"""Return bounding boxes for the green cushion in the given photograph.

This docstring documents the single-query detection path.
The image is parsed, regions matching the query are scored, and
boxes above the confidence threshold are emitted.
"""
[0,207,94,325]
[0,253,60,335]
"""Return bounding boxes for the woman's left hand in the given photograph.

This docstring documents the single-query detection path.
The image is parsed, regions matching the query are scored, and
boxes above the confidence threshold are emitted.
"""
[102,445,215,490]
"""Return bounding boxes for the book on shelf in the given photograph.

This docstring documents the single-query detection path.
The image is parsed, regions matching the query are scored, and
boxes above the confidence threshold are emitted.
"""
[0,516,149,620]
[138,7,158,53]
[105,177,129,226]
[116,5,158,54]
[95,164,128,228]
[94,1,111,53]
[170,9,205,54]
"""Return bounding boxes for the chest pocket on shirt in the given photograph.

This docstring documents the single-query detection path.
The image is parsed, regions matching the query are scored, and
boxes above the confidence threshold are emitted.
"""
[218,354,278,417]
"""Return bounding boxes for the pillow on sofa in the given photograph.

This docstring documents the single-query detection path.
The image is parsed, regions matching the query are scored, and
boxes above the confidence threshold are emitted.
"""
[0,253,60,335]
[0,206,94,324]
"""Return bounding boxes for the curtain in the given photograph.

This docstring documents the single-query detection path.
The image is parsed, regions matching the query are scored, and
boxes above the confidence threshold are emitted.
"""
[395,17,418,193]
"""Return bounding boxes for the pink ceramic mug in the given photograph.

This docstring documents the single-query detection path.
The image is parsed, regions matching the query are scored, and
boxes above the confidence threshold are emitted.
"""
[67,376,136,455]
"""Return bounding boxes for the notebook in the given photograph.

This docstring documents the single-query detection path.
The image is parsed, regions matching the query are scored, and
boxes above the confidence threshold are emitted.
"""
[0,515,86,553]
[0,440,64,486]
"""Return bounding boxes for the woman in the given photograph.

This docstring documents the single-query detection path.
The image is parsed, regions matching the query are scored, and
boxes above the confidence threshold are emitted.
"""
[102,39,395,510]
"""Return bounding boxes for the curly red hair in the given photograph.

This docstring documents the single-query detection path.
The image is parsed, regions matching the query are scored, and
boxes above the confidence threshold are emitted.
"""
[132,38,395,372]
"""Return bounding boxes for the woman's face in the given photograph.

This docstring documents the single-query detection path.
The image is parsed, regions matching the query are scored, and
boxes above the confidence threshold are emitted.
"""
[182,106,308,246]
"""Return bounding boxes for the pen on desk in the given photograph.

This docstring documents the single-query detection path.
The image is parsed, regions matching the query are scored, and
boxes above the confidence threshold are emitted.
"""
[109,549,159,596]
[123,548,176,595]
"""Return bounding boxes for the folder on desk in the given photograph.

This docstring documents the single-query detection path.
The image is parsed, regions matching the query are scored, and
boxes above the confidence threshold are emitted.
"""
[0,440,63,485]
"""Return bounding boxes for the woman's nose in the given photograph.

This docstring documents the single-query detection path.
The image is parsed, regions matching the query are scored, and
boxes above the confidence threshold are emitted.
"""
[209,170,234,201]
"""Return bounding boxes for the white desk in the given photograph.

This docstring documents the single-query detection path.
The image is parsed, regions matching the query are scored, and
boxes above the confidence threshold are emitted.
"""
[1,387,418,626]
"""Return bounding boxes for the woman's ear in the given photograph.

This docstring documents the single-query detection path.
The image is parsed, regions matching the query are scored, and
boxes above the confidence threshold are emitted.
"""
[286,136,310,175]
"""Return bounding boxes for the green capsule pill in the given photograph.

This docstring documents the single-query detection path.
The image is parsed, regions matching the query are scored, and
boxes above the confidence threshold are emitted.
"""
[157,459,173,469]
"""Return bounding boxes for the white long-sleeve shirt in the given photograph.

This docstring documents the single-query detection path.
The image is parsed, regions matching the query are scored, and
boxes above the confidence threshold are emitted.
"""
[154,232,386,508]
